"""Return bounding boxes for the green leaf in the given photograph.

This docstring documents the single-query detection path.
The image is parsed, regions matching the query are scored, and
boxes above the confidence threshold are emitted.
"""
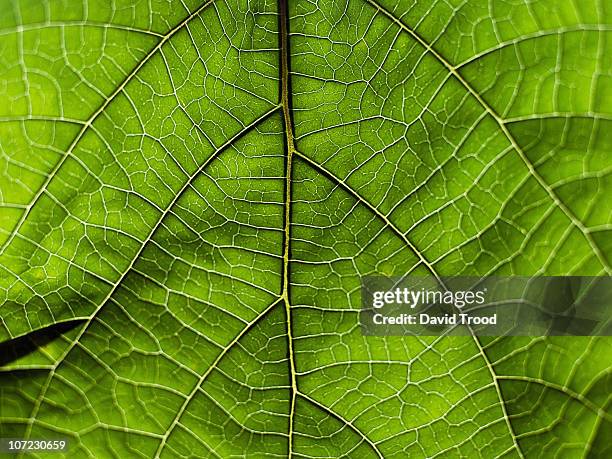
[0,0,610,457]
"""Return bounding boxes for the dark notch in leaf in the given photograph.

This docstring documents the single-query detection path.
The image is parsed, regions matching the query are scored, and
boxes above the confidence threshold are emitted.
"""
[0,320,85,367]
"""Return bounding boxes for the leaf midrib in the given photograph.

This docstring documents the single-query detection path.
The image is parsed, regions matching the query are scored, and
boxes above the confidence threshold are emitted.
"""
[279,0,299,455]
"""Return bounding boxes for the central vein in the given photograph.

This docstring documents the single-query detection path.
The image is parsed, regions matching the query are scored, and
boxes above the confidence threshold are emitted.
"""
[279,0,298,455]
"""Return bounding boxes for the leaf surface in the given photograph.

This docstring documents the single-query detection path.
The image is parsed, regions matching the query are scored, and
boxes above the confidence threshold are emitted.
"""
[0,0,611,457]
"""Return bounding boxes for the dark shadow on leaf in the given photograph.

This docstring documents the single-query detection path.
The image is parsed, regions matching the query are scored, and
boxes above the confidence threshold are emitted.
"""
[0,320,85,367]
